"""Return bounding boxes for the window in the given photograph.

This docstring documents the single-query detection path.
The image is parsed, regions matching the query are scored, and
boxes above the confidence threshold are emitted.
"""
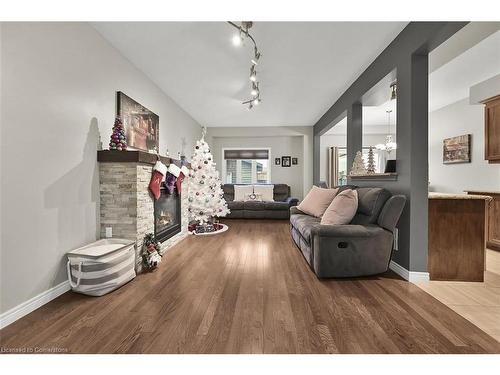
[222,149,271,184]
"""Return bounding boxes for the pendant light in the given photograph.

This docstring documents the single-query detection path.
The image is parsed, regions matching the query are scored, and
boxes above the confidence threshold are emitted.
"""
[375,110,397,155]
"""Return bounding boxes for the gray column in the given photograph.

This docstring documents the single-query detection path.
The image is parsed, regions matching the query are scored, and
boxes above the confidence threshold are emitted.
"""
[394,53,429,272]
[346,103,362,172]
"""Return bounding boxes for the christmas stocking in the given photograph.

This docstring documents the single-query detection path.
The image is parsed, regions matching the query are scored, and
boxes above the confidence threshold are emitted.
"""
[149,161,167,200]
[166,164,181,194]
[176,165,190,193]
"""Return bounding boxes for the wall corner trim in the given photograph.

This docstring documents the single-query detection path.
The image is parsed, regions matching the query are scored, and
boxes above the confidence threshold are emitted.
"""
[0,281,71,329]
[389,260,430,283]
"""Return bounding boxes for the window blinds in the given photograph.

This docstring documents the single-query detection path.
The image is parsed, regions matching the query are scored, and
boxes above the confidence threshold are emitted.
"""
[224,149,269,160]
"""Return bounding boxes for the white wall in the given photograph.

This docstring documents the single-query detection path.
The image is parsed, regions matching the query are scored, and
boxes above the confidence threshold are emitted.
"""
[429,98,500,193]
[207,127,313,199]
[0,23,201,314]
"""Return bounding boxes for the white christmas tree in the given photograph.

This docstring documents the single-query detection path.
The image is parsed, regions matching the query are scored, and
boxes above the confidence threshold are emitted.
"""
[366,147,376,174]
[187,129,230,225]
[349,151,367,176]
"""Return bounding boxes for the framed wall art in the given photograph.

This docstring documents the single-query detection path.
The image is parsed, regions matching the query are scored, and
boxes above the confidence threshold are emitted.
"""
[281,156,291,167]
[443,134,471,164]
[116,91,159,152]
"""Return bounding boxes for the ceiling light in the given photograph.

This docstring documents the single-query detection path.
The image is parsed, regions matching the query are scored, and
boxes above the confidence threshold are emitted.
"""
[376,110,397,154]
[227,21,263,109]
[250,85,258,96]
[232,33,243,46]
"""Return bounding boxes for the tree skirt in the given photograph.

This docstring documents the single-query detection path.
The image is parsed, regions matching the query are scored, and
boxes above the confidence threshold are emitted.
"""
[188,223,229,236]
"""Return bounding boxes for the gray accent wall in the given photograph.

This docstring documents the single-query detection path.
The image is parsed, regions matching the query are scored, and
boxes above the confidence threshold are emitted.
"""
[313,22,468,272]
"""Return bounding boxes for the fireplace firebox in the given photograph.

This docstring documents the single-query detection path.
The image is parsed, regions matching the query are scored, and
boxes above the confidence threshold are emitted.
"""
[154,187,181,242]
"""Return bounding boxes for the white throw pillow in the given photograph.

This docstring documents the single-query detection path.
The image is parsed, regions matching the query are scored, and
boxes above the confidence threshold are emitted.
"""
[234,185,254,202]
[321,189,358,225]
[253,185,274,202]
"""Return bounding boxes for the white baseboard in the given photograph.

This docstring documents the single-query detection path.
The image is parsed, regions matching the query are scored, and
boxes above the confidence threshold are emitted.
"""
[389,260,429,283]
[0,281,71,329]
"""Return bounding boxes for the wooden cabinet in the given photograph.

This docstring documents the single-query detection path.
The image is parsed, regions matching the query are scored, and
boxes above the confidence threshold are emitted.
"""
[484,96,500,163]
[466,191,500,251]
[428,193,489,282]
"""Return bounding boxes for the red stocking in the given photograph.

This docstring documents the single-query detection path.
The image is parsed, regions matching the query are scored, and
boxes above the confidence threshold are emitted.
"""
[176,165,190,194]
[149,161,167,200]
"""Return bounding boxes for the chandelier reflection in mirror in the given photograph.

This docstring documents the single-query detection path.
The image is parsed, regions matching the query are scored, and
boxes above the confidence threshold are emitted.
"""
[228,21,262,110]
[376,110,397,155]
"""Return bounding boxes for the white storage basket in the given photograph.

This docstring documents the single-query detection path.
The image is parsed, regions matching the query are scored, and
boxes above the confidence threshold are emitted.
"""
[66,239,136,296]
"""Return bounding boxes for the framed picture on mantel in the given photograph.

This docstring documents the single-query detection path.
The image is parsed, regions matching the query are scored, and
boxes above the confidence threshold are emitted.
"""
[443,134,471,164]
[116,91,159,153]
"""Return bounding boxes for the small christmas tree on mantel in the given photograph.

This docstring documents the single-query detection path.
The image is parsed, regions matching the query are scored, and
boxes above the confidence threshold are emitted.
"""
[349,151,367,176]
[366,147,376,174]
[109,117,127,151]
[187,128,230,234]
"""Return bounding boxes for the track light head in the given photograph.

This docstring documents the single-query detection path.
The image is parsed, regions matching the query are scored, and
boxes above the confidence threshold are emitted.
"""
[251,48,261,65]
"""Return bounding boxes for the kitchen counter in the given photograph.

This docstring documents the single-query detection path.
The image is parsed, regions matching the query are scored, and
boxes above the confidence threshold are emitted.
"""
[465,191,500,251]
[429,192,492,201]
[464,190,500,195]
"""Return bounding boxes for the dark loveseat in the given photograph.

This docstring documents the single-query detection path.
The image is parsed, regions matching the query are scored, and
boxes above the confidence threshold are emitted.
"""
[223,184,298,219]
[290,187,406,278]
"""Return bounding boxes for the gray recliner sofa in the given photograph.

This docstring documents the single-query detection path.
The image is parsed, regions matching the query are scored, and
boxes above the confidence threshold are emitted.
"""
[223,184,298,219]
[290,187,406,278]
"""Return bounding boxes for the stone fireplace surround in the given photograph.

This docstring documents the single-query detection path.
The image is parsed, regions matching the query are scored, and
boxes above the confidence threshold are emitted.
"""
[98,150,189,272]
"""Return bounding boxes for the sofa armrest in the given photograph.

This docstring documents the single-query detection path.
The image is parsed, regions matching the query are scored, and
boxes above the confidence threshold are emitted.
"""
[311,224,383,238]
[289,206,304,216]
[286,197,299,207]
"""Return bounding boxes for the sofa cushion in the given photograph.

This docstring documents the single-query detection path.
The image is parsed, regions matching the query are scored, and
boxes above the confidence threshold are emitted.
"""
[273,184,290,202]
[297,186,338,218]
[223,184,235,202]
[227,200,244,210]
[243,201,289,211]
[321,189,358,225]
[351,187,391,225]
[290,214,321,245]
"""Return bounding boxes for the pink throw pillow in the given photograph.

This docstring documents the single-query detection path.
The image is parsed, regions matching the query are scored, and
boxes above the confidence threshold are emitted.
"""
[297,186,339,218]
[321,189,358,225]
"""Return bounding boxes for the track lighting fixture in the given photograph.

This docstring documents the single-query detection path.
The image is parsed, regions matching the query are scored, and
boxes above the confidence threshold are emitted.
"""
[227,21,263,109]
[249,65,257,81]
[251,47,261,65]
[251,83,259,97]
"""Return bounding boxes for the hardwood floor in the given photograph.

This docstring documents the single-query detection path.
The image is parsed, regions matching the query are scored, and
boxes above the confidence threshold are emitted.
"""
[418,249,500,342]
[1,220,499,353]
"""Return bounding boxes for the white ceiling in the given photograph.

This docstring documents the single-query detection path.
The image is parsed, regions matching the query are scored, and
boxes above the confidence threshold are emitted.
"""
[93,22,407,127]
[326,26,500,136]
[429,30,500,112]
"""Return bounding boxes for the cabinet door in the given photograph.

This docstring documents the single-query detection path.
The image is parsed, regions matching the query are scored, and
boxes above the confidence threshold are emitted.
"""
[485,97,500,162]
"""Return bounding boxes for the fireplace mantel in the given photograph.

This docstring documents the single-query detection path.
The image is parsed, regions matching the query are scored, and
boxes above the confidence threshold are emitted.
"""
[98,150,189,272]
[97,150,188,167]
